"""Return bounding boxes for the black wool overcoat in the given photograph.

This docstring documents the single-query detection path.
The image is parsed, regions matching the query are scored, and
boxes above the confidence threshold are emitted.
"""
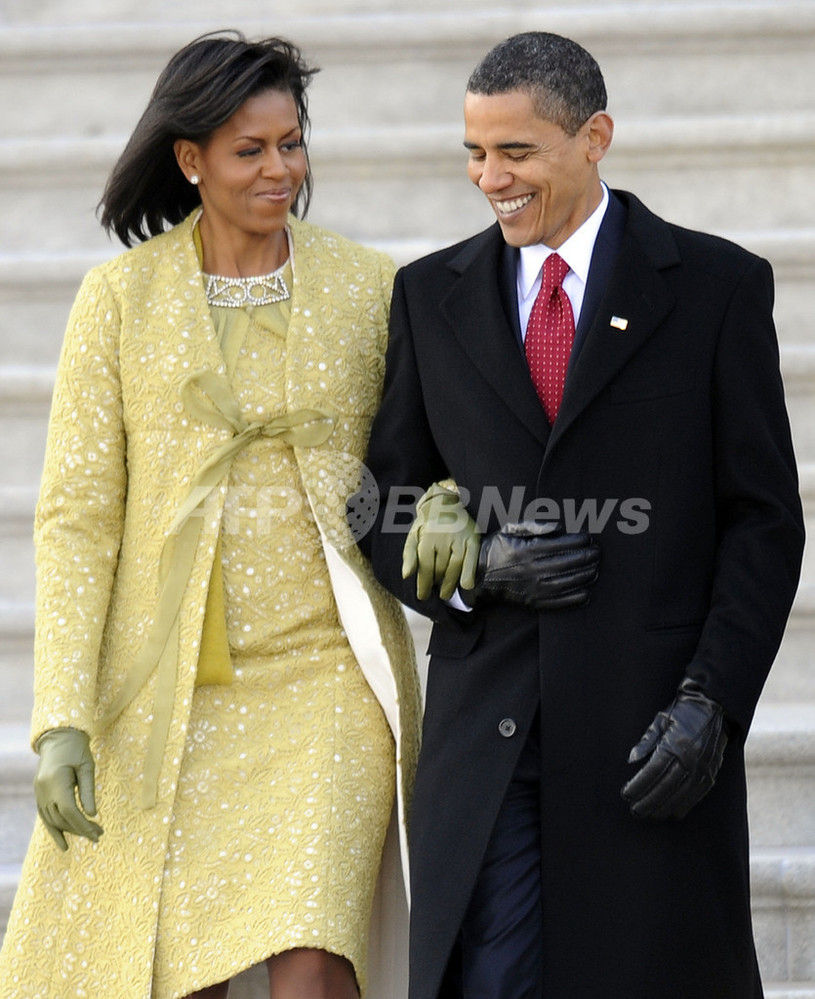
[361,190,805,999]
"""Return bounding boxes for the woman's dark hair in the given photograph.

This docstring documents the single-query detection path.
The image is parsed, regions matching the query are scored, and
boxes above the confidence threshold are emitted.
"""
[99,31,319,246]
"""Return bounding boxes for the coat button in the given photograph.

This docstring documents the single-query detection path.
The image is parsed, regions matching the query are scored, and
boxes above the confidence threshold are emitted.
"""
[498,718,517,738]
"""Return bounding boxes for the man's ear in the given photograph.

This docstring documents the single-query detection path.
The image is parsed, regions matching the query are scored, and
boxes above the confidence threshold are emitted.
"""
[585,112,614,164]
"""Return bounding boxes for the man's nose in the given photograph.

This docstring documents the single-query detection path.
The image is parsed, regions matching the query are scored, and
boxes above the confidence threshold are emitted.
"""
[477,156,511,193]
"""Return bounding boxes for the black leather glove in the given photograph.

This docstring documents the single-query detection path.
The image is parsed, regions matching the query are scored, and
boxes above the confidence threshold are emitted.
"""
[621,676,730,821]
[462,520,599,610]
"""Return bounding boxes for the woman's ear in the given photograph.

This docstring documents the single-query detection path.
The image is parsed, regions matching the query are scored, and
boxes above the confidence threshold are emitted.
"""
[174,139,201,183]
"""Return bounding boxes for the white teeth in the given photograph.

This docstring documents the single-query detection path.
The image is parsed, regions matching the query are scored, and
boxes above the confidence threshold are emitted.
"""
[495,194,533,214]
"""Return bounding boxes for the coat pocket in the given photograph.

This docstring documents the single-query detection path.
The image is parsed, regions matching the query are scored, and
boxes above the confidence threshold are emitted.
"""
[607,364,696,403]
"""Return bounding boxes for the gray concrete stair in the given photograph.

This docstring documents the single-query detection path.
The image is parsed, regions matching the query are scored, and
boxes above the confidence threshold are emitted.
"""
[2,5,815,251]
[1,2,813,995]
[765,989,815,999]
[0,725,35,938]
[2,702,814,981]
[2,114,815,252]
[748,705,815,987]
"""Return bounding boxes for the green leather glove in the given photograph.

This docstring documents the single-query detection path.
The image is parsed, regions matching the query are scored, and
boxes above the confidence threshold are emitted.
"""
[34,728,104,851]
[402,479,481,601]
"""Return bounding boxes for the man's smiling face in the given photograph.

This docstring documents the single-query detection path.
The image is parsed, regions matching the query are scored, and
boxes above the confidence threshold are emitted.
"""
[463,89,609,249]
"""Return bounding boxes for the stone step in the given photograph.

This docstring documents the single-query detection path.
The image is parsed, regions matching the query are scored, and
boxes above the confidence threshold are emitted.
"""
[1,675,812,831]
[752,848,815,987]
[0,487,36,608]
[0,489,813,711]
[765,989,815,999]
[1,0,812,987]
[0,255,94,368]
[603,112,815,235]
[2,705,813,984]
[1,228,813,369]
[3,338,814,485]
[1,3,814,137]
[746,704,815,849]
[1,0,506,21]
[763,587,815,705]
[797,465,815,591]
[0,366,50,488]
[0,724,36,859]
[783,349,815,458]
[0,602,34,725]
[0,723,34,939]
[4,0,809,23]
[0,585,810,723]
[2,111,814,253]
[0,865,23,939]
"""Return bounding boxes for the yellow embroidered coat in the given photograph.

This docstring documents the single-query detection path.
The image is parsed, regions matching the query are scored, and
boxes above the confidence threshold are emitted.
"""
[0,214,420,998]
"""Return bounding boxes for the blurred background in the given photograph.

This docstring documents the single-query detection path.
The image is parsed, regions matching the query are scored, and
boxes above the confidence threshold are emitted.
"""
[1,1,814,995]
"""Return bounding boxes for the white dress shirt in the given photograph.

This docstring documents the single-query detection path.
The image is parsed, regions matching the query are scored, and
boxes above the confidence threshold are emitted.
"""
[516,181,610,337]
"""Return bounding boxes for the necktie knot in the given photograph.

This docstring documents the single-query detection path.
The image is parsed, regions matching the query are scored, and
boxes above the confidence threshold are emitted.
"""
[542,252,570,292]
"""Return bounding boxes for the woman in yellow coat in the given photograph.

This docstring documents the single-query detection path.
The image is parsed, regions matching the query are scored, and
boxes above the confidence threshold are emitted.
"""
[0,32,420,999]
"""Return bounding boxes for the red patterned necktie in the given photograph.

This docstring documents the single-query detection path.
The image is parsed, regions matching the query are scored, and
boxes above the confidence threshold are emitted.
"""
[524,252,575,423]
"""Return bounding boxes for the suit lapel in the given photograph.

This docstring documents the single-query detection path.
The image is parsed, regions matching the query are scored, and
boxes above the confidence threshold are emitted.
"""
[547,194,679,453]
[572,190,627,357]
[441,225,551,445]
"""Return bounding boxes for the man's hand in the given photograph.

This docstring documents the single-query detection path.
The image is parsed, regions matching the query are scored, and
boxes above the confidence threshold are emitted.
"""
[463,520,600,610]
[621,677,730,821]
[34,728,104,851]
[402,480,481,600]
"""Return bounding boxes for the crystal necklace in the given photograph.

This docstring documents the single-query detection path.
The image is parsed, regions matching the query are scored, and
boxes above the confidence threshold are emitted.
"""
[201,226,293,308]
[203,267,289,307]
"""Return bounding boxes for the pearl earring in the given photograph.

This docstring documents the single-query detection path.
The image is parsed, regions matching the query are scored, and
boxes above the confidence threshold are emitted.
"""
[190,174,200,185]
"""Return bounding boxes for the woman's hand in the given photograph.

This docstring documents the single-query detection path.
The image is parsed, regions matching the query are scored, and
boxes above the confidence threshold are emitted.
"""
[402,480,481,601]
[34,729,104,851]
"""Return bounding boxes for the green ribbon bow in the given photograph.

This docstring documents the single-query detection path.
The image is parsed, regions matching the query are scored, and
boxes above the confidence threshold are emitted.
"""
[97,369,335,808]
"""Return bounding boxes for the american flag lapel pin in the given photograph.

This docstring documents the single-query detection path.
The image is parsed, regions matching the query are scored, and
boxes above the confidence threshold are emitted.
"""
[609,316,629,331]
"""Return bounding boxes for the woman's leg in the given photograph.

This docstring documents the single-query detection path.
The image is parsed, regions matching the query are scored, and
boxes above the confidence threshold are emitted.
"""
[266,948,359,999]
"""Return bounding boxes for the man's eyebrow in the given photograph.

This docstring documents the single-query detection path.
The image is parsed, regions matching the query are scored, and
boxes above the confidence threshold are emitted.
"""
[463,140,536,150]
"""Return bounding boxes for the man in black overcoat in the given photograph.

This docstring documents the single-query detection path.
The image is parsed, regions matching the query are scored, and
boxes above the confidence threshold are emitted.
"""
[359,31,804,999]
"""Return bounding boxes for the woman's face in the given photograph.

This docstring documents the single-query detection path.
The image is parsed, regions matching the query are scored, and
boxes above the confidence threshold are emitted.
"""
[177,89,308,242]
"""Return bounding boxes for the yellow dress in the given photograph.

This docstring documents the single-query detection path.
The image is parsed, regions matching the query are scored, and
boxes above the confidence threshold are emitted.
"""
[0,215,419,999]
[152,274,395,995]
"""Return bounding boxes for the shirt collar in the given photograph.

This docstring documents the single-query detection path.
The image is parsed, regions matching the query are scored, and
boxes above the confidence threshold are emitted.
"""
[517,182,610,302]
